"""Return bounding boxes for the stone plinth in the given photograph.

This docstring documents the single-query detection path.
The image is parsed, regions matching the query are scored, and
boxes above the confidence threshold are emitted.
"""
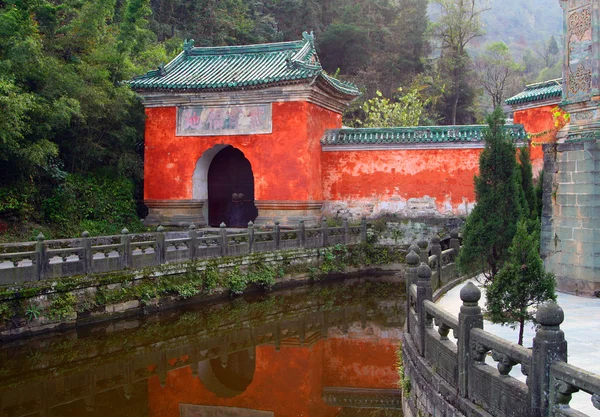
[144,199,206,227]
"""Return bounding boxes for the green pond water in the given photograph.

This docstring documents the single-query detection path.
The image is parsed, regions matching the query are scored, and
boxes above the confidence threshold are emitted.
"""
[0,277,406,417]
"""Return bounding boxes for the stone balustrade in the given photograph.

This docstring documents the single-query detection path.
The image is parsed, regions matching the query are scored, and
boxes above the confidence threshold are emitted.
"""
[402,236,600,417]
[0,218,367,285]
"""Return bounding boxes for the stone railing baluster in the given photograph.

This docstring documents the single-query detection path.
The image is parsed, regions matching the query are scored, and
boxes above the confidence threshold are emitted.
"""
[321,218,328,247]
[459,281,483,398]
[121,228,130,269]
[417,238,428,264]
[274,221,281,250]
[343,218,349,244]
[220,223,228,257]
[405,248,420,334]
[531,301,567,417]
[35,232,46,281]
[360,217,367,242]
[299,220,306,248]
[82,231,92,274]
[248,221,254,253]
[188,224,197,260]
[416,262,433,356]
[156,225,166,265]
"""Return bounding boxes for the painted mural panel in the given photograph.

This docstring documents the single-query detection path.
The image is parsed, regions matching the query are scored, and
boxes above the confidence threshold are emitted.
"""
[180,404,274,417]
[177,104,272,136]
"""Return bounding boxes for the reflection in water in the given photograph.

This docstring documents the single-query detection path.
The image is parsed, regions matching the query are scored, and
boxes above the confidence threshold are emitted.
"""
[0,278,405,417]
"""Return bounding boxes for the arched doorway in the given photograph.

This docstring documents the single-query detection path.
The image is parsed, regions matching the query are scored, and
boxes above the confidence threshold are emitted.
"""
[208,146,258,227]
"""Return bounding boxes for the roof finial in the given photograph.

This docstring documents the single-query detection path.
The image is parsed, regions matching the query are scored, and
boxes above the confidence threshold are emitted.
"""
[184,39,195,55]
[158,63,166,76]
[302,31,315,47]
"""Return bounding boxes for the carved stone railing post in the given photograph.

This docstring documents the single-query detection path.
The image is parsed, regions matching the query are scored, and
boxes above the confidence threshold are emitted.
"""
[321,218,328,247]
[416,262,433,356]
[121,228,131,269]
[82,231,92,274]
[417,239,428,264]
[531,301,567,417]
[458,281,483,398]
[247,221,254,253]
[156,225,166,265]
[35,232,46,281]
[274,221,281,250]
[361,217,367,242]
[188,224,197,260]
[220,223,228,257]
[450,229,460,258]
[431,235,442,284]
[299,220,306,248]
[343,218,349,244]
[405,248,420,334]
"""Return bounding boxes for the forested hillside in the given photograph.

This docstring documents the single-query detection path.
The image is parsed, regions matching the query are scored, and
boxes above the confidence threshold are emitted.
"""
[0,0,564,239]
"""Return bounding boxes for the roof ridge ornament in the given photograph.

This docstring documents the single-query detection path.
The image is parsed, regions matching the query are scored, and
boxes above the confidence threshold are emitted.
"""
[302,31,315,48]
[183,39,195,56]
[158,63,166,76]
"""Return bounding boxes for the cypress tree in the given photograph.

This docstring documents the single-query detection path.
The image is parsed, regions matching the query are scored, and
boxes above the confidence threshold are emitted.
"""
[457,107,523,280]
[485,219,556,346]
[519,146,537,220]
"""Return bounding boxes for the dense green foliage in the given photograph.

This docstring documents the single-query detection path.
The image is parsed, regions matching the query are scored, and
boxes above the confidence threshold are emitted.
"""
[486,219,556,345]
[457,108,523,279]
[0,0,169,239]
[0,0,564,237]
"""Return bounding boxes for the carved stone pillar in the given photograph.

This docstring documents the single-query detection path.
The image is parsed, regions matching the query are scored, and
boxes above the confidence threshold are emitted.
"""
[541,0,600,295]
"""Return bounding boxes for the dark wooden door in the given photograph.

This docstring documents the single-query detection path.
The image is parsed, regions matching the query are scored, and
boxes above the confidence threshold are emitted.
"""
[208,146,258,227]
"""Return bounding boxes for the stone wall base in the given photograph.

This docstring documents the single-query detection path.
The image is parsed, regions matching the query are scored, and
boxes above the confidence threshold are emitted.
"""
[554,275,600,297]
[254,200,323,228]
[323,198,474,220]
[145,199,206,227]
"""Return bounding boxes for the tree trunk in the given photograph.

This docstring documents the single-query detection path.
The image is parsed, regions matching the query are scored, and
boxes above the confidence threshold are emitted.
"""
[518,317,525,346]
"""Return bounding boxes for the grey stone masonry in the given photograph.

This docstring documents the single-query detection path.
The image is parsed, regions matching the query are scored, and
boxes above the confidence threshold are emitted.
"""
[402,235,600,416]
[541,0,600,296]
[541,141,600,296]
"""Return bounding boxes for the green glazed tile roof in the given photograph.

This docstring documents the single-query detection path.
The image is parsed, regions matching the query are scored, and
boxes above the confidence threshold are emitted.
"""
[321,125,528,146]
[126,32,359,97]
[505,79,562,105]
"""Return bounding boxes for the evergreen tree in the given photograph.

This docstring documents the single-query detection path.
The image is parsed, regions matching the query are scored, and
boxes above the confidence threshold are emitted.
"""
[457,107,523,280]
[519,147,537,220]
[485,219,556,346]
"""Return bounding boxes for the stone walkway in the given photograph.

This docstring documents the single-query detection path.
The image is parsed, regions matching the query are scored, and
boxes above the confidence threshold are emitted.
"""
[437,278,600,416]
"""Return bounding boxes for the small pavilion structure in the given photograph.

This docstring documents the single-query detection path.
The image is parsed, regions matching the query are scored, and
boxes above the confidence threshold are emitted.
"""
[126,32,359,227]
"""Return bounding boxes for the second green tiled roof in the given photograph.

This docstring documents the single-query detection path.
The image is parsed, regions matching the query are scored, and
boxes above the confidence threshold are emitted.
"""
[321,125,528,145]
[505,79,562,105]
[126,32,359,97]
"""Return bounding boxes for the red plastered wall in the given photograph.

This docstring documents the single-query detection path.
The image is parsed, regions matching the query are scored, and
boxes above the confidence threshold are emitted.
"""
[321,148,483,212]
[143,101,340,202]
[514,105,558,176]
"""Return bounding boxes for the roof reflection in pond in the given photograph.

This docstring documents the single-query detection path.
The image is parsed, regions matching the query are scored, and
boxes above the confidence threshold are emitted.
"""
[0,278,405,417]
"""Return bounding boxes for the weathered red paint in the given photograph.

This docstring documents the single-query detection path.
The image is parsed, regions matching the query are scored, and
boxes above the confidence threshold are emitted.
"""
[144,102,340,202]
[147,337,398,416]
[322,338,399,388]
[321,148,483,213]
[514,105,558,175]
